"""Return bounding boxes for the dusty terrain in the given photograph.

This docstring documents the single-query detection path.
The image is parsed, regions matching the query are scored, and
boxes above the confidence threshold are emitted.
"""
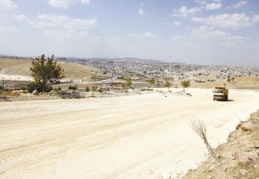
[1,88,259,179]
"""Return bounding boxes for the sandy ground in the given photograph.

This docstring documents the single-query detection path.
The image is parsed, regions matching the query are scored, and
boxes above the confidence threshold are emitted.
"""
[0,88,259,179]
[0,74,33,81]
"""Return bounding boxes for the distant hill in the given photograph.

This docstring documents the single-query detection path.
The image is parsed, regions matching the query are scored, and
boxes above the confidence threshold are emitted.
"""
[56,57,163,63]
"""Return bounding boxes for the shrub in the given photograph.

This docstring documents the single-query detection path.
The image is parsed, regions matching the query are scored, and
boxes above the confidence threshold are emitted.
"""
[53,87,62,91]
[85,87,90,92]
[147,78,156,86]
[0,85,4,91]
[91,86,97,92]
[125,77,132,88]
[181,80,191,92]
[27,82,52,93]
[68,85,77,90]
[163,76,174,92]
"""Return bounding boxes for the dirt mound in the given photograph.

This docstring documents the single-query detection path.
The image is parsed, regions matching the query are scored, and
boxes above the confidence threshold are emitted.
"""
[184,110,259,179]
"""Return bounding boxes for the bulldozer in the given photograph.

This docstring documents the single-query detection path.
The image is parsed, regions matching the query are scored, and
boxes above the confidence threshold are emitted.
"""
[213,86,228,101]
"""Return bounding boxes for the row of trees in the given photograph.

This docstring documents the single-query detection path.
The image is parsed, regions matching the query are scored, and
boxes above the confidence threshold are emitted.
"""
[163,76,191,92]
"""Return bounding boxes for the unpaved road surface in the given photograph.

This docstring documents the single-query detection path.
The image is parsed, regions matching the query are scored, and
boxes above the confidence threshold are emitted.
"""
[1,88,259,178]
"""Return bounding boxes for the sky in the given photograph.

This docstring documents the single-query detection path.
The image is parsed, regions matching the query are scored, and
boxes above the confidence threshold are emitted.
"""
[0,0,259,66]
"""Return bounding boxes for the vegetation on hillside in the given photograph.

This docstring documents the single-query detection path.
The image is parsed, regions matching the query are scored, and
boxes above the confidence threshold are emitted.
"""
[125,77,132,88]
[163,76,174,92]
[181,80,191,92]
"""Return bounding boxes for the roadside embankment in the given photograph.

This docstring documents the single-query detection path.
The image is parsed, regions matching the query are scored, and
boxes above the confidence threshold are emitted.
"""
[184,109,259,179]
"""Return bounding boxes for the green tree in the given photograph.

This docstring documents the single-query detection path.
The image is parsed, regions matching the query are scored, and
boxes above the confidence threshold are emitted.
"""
[30,54,64,92]
[125,77,132,88]
[181,80,191,92]
[163,76,174,92]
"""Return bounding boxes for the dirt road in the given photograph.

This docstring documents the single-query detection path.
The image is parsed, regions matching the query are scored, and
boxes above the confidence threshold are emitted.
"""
[1,88,258,178]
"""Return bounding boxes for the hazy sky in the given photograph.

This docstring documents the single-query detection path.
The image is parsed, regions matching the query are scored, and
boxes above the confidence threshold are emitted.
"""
[1,0,259,66]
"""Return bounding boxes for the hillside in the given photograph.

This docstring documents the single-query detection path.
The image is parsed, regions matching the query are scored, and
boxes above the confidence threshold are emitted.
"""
[0,58,108,80]
[1,58,259,90]
[189,77,259,89]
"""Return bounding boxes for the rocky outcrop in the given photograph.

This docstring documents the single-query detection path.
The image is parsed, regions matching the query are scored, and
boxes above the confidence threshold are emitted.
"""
[32,90,39,95]
[240,122,254,131]
[236,151,258,166]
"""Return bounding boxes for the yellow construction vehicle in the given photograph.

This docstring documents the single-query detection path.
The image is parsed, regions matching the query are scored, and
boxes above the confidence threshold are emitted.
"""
[213,87,228,101]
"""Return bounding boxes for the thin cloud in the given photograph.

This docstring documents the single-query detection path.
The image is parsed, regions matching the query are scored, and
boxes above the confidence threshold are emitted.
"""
[195,0,222,11]
[130,32,156,38]
[0,25,20,34]
[252,14,259,23]
[33,14,97,30]
[205,3,222,10]
[173,21,181,26]
[138,2,146,16]
[162,21,181,26]
[172,25,250,47]
[31,14,97,40]
[0,0,17,9]
[45,29,90,40]
[226,1,248,9]
[195,0,207,5]
[0,0,28,25]
[138,8,146,15]
[192,13,252,29]
[172,6,202,18]
[48,0,90,8]
[142,32,155,37]
[190,26,247,42]
[0,0,18,16]
[12,14,29,22]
